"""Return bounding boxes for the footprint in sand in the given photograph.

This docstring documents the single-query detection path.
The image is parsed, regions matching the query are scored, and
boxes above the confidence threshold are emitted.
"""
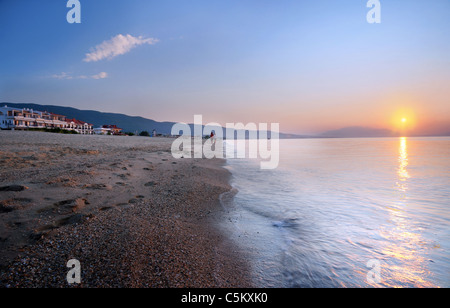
[99,206,114,211]
[0,198,34,213]
[0,185,28,192]
[0,203,14,214]
[55,198,89,213]
[83,184,112,190]
[38,198,88,214]
[32,213,89,241]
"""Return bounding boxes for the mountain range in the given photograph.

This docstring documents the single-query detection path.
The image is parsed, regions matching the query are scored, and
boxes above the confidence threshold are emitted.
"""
[5,102,445,138]
[2,102,178,135]
[3,102,311,138]
[320,126,395,138]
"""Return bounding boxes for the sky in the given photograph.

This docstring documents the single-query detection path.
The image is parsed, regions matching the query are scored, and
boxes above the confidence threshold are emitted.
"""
[0,0,449,135]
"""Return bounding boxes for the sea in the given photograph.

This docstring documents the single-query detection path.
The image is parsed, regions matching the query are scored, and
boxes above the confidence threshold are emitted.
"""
[220,137,450,288]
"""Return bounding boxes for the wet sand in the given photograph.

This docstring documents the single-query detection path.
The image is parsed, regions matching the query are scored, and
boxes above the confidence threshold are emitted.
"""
[0,131,251,288]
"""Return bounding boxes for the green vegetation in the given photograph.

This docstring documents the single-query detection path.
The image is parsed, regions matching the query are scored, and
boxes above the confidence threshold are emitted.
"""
[27,127,78,134]
[139,131,150,137]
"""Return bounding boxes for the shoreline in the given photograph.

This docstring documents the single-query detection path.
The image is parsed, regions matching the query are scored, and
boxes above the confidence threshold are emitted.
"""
[0,131,252,288]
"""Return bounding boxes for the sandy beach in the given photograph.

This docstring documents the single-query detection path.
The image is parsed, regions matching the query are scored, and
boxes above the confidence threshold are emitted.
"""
[0,130,251,288]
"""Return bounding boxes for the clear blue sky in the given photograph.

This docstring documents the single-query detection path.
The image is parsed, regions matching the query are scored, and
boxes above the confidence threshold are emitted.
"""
[1,0,449,134]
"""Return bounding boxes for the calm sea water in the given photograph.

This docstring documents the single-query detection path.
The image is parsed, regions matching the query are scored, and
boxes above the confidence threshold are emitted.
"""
[221,137,450,288]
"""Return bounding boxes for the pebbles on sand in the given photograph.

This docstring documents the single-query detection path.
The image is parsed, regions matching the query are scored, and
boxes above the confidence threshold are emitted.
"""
[0,131,251,288]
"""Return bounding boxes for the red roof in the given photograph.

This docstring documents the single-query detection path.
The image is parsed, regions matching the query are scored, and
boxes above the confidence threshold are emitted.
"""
[50,112,66,117]
[65,118,93,126]
[102,125,122,130]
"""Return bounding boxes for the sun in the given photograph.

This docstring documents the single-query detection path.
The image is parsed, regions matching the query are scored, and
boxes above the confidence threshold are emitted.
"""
[389,108,417,134]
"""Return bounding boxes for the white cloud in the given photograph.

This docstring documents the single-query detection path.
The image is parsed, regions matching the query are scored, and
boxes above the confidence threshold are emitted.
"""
[83,34,159,62]
[91,72,108,79]
[51,72,108,80]
[52,72,73,80]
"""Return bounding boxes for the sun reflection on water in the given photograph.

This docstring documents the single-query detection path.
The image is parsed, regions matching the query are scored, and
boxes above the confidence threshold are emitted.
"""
[378,137,436,288]
[397,137,410,192]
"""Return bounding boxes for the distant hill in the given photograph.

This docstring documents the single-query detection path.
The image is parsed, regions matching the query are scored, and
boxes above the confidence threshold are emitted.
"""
[321,126,395,138]
[1,102,307,138]
[2,102,177,134]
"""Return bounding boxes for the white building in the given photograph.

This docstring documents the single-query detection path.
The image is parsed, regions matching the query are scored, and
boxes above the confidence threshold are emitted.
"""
[64,119,94,135]
[0,106,14,129]
[0,105,92,134]
[0,105,66,130]
[93,125,123,135]
[93,127,111,135]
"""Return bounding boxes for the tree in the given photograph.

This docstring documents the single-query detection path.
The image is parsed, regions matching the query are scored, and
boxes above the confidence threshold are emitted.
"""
[139,131,150,137]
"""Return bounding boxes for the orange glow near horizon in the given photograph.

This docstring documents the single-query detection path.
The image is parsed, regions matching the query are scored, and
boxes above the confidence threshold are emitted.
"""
[389,108,418,135]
